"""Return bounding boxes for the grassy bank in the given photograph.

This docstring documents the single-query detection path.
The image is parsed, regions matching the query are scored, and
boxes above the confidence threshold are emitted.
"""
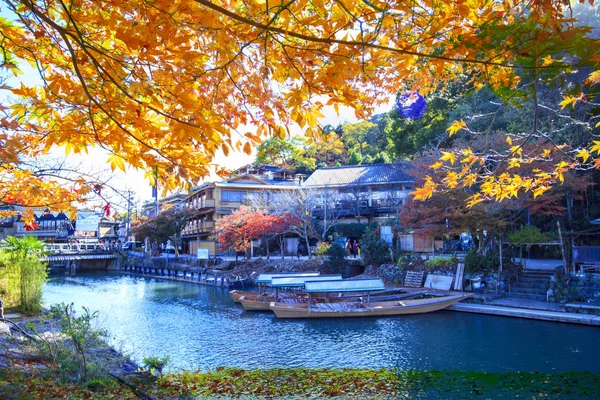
[2,363,599,399]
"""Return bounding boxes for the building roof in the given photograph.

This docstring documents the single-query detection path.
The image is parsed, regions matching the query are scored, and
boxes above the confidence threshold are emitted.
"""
[303,163,414,188]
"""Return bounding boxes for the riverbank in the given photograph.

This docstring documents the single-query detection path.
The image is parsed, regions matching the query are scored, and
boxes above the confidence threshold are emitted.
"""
[2,318,599,400]
[0,312,151,399]
[2,352,600,399]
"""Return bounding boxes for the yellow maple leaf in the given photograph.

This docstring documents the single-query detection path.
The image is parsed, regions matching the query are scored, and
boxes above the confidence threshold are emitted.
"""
[577,148,591,162]
[542,56,555,66]
[446,120,467,136]
[107,154,126,172]
[429,162,443,169]
[506,136,512,145]
[533,185,550,198]
[440,151,456,165]
[412,177,436,201]
[559,95,578,109]
[466,194,484,208]
[541,149,551,158]
[444,171,459,189]
[509,145,522,156]
[586,70,600,84]
[508,158,521,169]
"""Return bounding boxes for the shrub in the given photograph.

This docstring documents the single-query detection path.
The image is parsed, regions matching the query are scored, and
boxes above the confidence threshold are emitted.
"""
[49,303,107,383]
[464,249,499,274]
[313,241,331,257]
[326,243,346,274]
[508,226,550,246]
[425,256,459,269]
[360,226,391,266]
[143,355,170,377]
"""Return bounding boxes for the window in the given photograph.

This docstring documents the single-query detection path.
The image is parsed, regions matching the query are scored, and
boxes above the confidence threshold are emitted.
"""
[221,190,246,203]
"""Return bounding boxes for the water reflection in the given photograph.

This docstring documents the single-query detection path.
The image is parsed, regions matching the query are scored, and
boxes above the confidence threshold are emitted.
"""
[43,273,600,373]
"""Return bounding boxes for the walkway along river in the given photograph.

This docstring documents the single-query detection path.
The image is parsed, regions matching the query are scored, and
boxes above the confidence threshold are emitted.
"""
[43,272,599,373]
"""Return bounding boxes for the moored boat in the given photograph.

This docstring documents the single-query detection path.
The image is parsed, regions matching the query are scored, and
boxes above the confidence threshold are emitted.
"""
[229,271,320,303]
[240,276,425,311]
[269,278,472,318]
[240,275,343,311]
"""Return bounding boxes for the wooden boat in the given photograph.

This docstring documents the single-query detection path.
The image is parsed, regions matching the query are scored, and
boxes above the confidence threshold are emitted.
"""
[240,276,425,311]
[240,275,343,311]
[229,272,320,303]
[269,278,472,318]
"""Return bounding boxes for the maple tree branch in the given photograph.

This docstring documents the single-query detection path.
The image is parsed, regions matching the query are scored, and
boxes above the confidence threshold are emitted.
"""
[21,0,206,135]
[16,0,195,174]
[195,0,568,70]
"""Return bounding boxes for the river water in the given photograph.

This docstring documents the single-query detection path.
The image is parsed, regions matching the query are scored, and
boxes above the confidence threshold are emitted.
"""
[42,272,599,373]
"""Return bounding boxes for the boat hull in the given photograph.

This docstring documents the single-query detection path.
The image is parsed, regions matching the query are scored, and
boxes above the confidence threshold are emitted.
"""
[240,296,276,311]
[230,290,265,303]
[270,294,472,319]
[240,291,424,311]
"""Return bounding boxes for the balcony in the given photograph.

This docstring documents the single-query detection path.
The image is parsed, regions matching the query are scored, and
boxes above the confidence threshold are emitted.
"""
[187,199,216,210]
[182,221,216,236]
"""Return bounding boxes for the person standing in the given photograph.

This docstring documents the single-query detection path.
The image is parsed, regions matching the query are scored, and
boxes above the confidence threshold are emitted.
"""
[351,239,358,258]
[297,241,304,259]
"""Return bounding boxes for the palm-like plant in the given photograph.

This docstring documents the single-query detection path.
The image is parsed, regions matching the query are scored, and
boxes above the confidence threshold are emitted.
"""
[0,236,48,260]
[0,236,48,314]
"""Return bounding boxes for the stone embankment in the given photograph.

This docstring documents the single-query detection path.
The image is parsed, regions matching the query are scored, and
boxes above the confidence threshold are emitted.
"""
[122,255,328,286]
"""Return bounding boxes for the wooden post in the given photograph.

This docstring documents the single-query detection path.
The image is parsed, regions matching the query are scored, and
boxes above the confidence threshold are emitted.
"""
[557,221,568,274]
[498,242,503,294]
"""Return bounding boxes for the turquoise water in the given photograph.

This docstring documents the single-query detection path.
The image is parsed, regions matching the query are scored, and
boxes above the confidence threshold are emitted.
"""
[43,273,600,373]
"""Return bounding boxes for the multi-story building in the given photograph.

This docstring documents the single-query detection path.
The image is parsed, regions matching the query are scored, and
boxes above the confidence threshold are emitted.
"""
[181,165,302,256]
[300,163,437,251]
[303,163,415,223]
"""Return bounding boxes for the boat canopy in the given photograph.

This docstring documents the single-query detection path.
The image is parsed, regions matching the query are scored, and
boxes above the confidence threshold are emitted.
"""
[270,275,343,288]
[304,278,385,293]
[256,272,320,284]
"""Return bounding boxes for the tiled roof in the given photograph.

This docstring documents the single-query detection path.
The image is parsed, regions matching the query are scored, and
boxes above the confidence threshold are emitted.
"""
[303,163,414,188]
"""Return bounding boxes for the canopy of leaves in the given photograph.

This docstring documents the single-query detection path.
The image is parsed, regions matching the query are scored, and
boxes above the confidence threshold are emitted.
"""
[1,0,597,224]
[507,226,552,245]
[216,206,299,253]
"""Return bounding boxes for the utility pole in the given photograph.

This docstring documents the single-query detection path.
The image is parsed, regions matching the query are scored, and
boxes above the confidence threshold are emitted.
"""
[126,190,132,241]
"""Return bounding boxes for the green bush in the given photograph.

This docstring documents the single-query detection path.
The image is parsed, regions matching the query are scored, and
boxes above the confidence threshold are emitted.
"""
[360,226,391,267]
[464,249,499,274]
[49,303,108,383]
[143,355,170,377]
[508,226,550,246]
[326,243,346,274]
[313,241,331,257]
[425,256,459,269]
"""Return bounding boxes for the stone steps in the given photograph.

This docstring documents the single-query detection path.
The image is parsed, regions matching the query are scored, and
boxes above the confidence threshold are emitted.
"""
[511,286,549,295]
[507,269,555,300]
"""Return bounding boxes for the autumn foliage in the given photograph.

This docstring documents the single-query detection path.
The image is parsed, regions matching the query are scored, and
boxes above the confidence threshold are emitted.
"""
[0,0,599,222]
[216,207,298,254]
